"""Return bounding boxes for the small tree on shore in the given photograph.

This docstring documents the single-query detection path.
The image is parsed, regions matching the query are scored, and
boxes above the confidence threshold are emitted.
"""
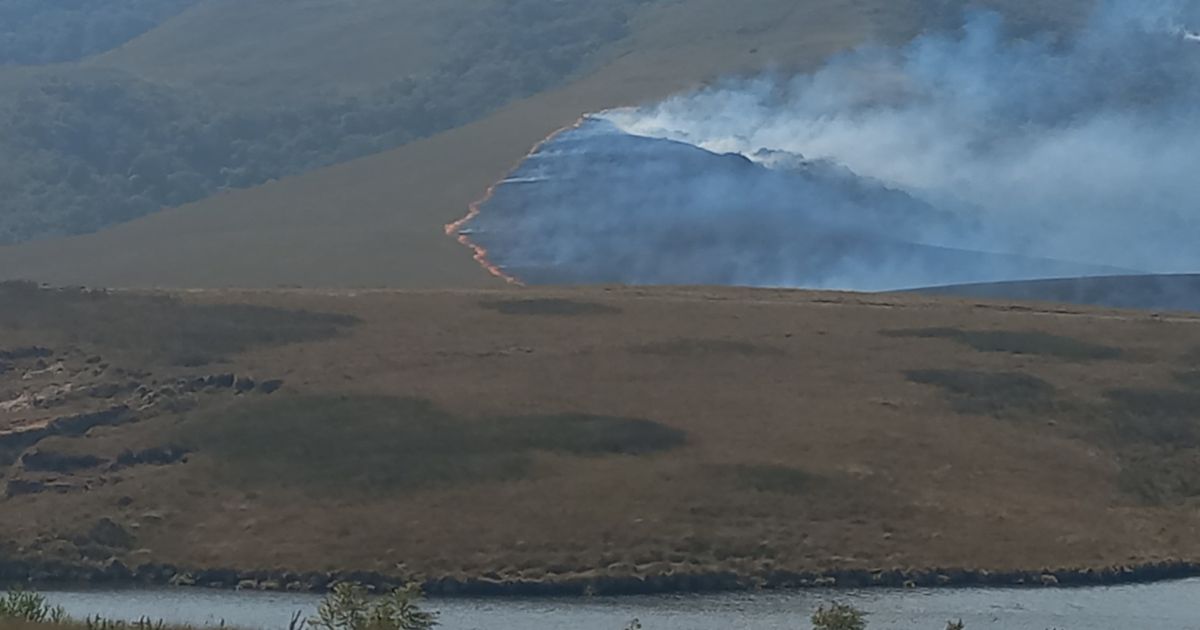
[0,588,68,623]
[309,582,437,630]
[811,603,867,630]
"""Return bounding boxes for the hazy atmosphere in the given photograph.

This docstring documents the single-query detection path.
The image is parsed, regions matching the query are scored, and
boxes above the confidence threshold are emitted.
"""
[462,0,1200,290]
[3,1,1200,629]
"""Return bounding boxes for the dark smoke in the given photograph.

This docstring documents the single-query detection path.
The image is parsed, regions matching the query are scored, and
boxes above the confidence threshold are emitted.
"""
[463,0,1200,292]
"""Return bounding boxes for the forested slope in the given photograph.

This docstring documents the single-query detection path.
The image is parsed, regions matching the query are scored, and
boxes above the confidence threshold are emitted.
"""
[0,0,200,65]
[0,0,650,243]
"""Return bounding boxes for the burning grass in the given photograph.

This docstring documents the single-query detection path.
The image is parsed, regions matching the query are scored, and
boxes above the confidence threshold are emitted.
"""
[883,327,1123,361]
[0,281,356,366]
[177,395,684,494]
[478,298,621,316]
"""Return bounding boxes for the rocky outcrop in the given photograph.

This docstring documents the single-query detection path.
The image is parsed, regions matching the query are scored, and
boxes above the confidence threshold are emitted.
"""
[0,405,131,452]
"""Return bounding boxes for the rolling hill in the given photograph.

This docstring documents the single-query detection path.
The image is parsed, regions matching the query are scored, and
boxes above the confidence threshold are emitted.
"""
[0,0,1091,289]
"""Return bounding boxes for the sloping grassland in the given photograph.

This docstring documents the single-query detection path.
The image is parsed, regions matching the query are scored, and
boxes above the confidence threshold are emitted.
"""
[2,284,1199,589]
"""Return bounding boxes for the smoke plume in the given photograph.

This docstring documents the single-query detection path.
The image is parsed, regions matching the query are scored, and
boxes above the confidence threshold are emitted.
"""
[461,0,1200,291]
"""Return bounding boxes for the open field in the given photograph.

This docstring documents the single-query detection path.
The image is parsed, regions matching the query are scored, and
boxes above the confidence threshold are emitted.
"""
[3,284,1200,590]
[0,0,1090,289]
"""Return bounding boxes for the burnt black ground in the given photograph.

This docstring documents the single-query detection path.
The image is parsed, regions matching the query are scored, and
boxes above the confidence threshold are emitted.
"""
[907,274,1200,313]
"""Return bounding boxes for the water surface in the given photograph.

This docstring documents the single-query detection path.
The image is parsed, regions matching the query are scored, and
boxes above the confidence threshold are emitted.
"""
[41,579,1200,630]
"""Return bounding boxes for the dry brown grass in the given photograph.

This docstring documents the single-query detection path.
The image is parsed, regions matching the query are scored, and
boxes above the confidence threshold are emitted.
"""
[2,285,1199,582]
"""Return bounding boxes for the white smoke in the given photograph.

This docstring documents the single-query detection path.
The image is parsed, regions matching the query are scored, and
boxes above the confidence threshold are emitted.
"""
[603,0,1200,275]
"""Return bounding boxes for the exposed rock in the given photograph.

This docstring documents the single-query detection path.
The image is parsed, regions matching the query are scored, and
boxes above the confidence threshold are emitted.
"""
[23,361,66,380]
[169,572,197,587]
[258,379,284,394]
[139,511,166,524]
[235,377,256,393]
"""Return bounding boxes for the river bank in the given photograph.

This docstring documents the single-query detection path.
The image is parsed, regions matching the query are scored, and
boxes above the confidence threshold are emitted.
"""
[5,557,1200,597]
[30,578,1200,630]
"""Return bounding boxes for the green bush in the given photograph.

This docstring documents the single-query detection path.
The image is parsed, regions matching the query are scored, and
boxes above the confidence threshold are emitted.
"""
[309,583,436,630]
[0,589,67,623]
[811,603,867,630]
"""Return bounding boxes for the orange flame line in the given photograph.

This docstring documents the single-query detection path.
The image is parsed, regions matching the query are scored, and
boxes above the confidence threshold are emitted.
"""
[445,116,590,286]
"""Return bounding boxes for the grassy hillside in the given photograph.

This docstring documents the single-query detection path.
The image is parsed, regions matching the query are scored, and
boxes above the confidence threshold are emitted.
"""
[0,0,1091,287]
[2,284,1200,586]
[0,0,650,244]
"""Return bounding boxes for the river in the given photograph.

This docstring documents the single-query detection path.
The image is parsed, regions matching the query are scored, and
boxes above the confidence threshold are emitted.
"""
[38,579,1200,629]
